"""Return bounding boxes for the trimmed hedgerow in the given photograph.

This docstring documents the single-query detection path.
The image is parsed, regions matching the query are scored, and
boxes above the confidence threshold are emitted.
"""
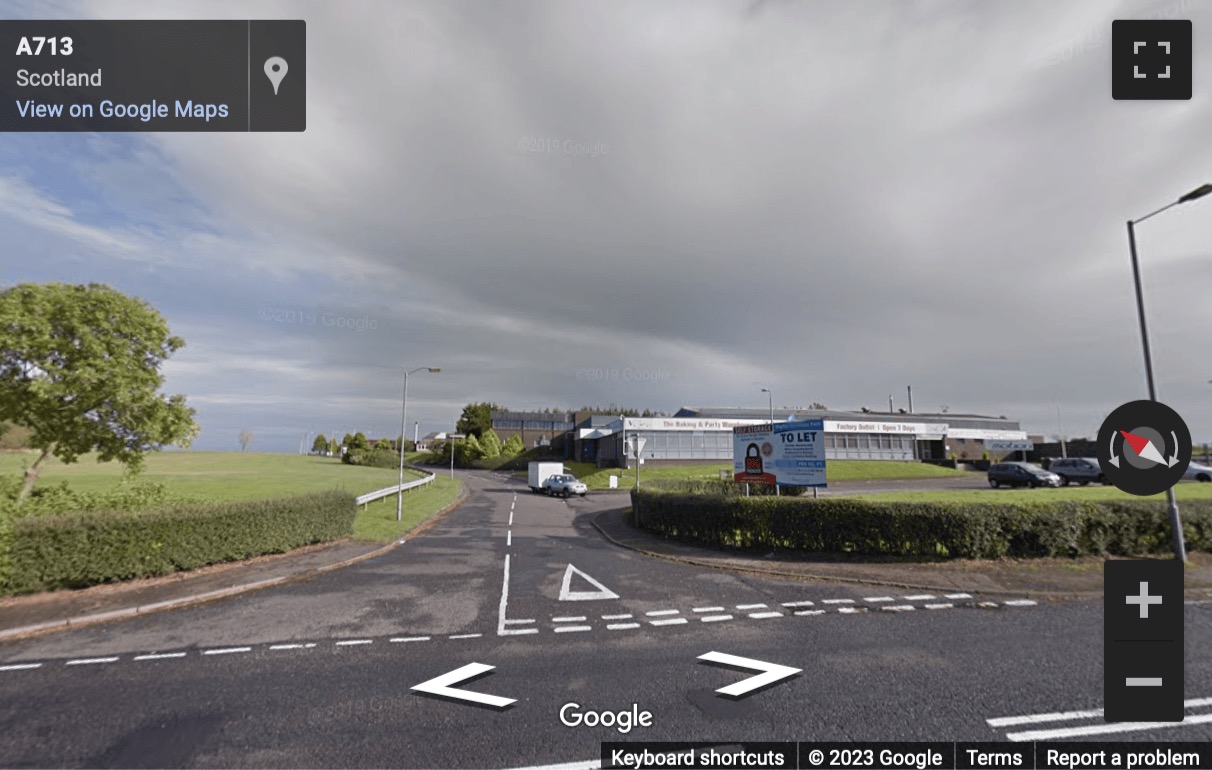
[4,490,356,594]
[629,490,1212,558]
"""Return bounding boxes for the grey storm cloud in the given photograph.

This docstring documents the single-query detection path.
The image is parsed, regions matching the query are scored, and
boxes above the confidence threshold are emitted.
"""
[2,0,1211,450]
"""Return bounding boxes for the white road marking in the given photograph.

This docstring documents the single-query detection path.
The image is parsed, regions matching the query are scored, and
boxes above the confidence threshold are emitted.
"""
[822,598,855,604]
[336,640,372,646]
[700,615,733,622]
[748,611,783,619]
[607,623,640,630]
[883,605,915,612]
[507,531,511,546]
[601,614,633,620]
[390,637,431,643]
[449,634,482,640]
[66,657,119,665]
[864,596,894,602]
[503,619,535,625]
[553,616,587,622]
[498,554,537,636]
[558,564,619,601]
[988,697,1212,728]
[794,610,825,616]
[203,647,251,655]
[903,594,935,600]
[978,601,999,608]
[924,603,954,610]
[735,603,767,610]
[0,663,42,671]
[509,510,514,526]
[650,618,688,626]
[270,644,307,650]
[1004,599,1037,606]
[694,606,725,612]
[945,593,972,599]
[513,760,599,770]
[838,607,865,614]
[645,610,680,616]
[134,652,187,660]
[781,601,814,607]
[554,626,592,633]
[1007,714,1212,741]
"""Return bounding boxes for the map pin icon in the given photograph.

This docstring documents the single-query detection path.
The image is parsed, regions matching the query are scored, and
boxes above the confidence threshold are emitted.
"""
[264,57,288,95]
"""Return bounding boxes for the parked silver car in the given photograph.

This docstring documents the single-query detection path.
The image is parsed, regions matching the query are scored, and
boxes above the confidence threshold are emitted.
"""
[542,474,588,497]
[1184,462,1212,482]
[1048,457,1107,486]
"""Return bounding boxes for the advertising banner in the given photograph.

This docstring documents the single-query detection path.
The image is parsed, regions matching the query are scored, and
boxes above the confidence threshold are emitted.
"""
[733,419,827,487]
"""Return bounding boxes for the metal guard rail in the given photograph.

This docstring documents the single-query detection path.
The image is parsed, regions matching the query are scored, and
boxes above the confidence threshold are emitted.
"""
[355,468,437,506]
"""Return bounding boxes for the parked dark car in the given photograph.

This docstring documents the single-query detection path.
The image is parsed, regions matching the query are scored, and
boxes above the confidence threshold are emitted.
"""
[1048,457,1107,486]
[987,461,1062,489]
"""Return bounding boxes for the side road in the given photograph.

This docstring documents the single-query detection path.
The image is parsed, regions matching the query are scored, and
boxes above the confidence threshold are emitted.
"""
[4,480,1209,642]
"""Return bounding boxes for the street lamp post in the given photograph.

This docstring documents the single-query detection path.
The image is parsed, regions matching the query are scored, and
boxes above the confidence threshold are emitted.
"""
[448,433,464,478]
[398,366,440,522]
[761,387,778,497]
[1126,182,1212,562]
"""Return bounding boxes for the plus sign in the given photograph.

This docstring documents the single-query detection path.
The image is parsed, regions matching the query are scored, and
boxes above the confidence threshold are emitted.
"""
[1126,581,1163,619]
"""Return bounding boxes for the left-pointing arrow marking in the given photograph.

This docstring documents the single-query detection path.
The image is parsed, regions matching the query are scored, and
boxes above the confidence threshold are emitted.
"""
[411,663,516,709]
[698,651,801,699]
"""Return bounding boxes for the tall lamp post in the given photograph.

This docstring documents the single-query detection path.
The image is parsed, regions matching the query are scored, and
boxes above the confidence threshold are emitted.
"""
[760,387,778,496]
[448,433,464,478]
[1127,182,1212,562]
[398,366,440,522]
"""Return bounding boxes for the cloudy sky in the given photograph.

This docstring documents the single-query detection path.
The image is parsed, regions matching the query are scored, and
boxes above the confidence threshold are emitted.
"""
[2,0,1210,452]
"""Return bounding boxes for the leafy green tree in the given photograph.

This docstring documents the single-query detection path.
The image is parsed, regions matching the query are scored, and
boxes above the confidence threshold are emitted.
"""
[341,433,355,450]
[349,432,369,451]
[327,438,340,456]
[0,283,198,504]
[311,434,328,453]
[456,402,504,439]
[480,429,502,458]
[454,434,483,465]
[502,434,524,456]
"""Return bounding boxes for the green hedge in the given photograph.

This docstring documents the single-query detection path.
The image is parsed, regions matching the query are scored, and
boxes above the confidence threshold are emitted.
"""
[630,490,1212,558]
[4,490,356,594]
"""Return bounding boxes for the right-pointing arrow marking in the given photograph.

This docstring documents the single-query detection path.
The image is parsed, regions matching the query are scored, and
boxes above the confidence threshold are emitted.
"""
[411,663,516,709]
[697,651,801,699]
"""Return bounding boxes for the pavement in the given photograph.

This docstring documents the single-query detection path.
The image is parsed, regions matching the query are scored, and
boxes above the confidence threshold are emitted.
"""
[3,480,1210,643]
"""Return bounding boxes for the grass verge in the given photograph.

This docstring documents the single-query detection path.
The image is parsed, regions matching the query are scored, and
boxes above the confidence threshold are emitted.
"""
[0,451,426,502]
[351,474,463,542]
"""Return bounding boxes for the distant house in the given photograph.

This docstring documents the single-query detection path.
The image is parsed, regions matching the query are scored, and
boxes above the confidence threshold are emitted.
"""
[416,432,444,452]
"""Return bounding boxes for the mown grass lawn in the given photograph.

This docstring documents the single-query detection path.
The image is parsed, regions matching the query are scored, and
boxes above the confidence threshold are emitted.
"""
[557,459,967,489]
[0,450,429,501]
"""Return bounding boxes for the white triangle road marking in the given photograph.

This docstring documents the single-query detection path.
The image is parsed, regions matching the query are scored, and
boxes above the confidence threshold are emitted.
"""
[558,564,619,601]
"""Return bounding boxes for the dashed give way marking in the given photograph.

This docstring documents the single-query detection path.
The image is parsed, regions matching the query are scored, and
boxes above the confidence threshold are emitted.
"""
[559,564,619,601]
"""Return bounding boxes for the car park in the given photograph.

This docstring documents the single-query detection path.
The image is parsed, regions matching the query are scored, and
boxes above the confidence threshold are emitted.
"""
[987,461,1062,489]
[1048,457,1107,486]
[543,474,588,497]
[1184,462,1212,482]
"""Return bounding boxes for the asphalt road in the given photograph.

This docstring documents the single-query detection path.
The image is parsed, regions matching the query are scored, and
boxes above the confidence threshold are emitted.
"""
[1,471,1210,768]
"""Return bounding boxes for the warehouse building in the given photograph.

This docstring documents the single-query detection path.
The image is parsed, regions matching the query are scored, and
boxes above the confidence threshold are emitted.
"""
[572,407,1027,467]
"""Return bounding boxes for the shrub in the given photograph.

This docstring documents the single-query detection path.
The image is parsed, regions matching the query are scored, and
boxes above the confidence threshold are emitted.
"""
[3,490,356,594]
[629,489,1212,559]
